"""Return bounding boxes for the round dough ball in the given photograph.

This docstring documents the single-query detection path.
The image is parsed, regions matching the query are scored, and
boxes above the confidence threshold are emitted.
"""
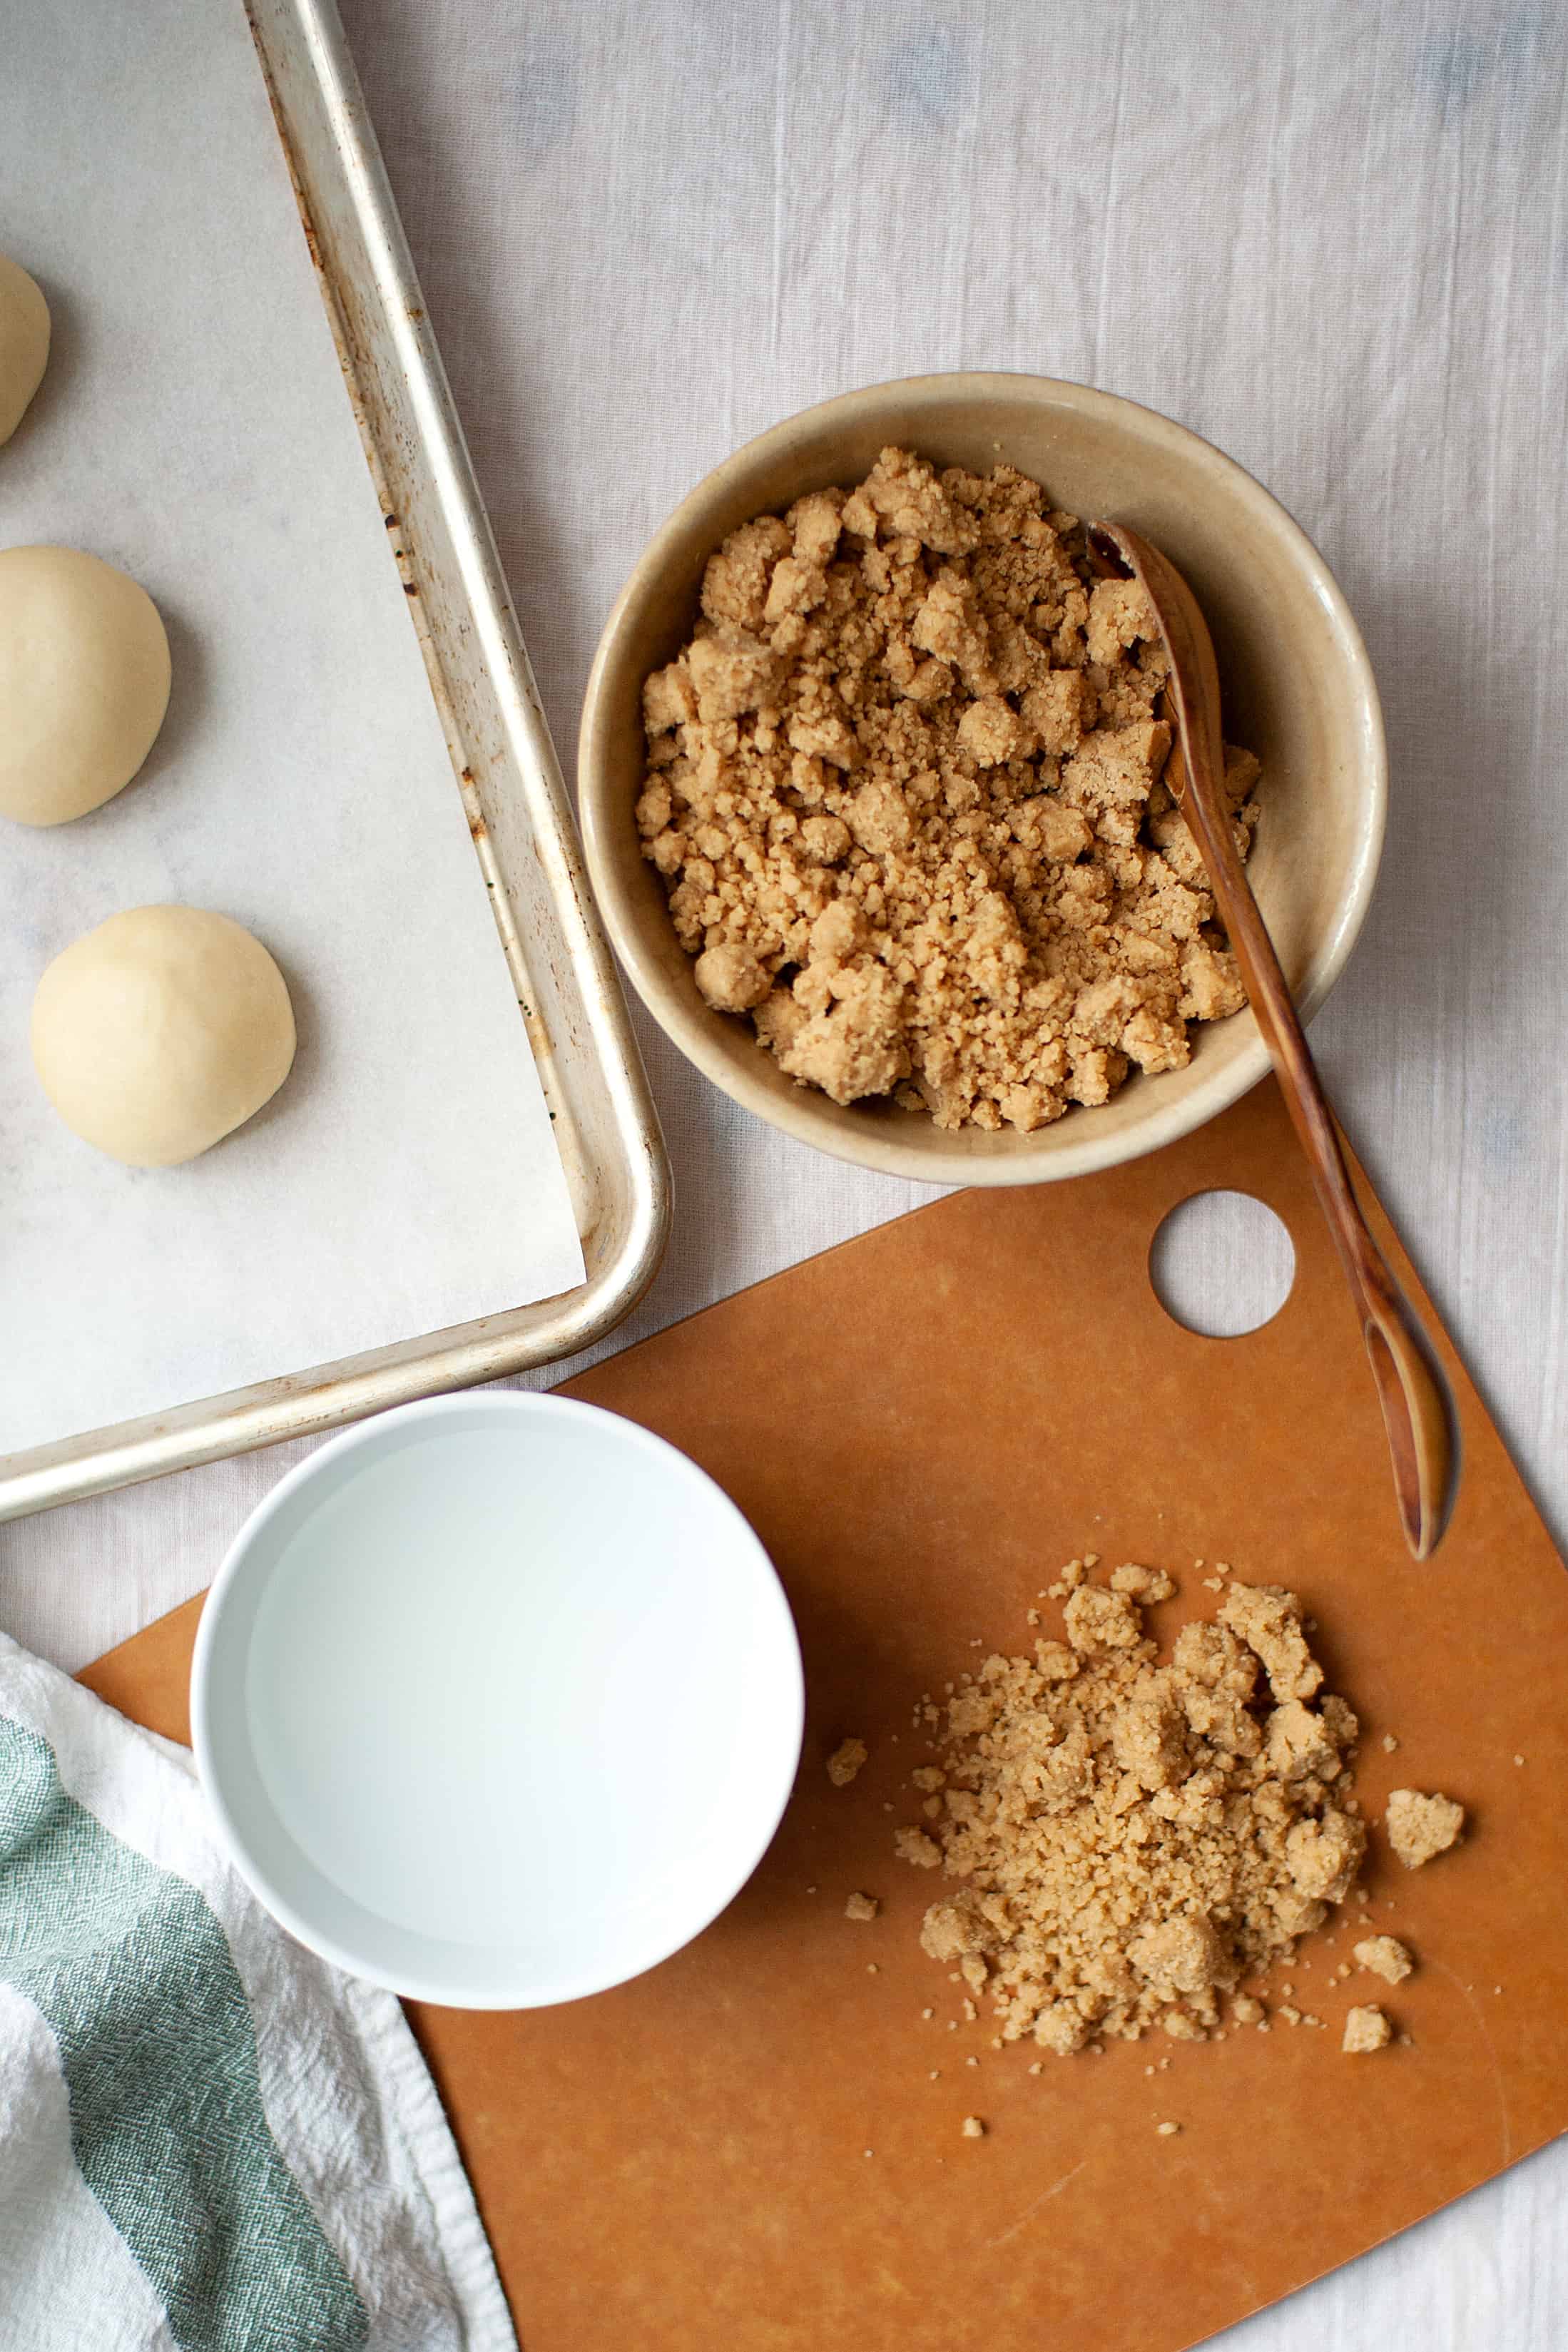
[0,545,173,825]
[31,906,296,1167]
[0,252,50,444]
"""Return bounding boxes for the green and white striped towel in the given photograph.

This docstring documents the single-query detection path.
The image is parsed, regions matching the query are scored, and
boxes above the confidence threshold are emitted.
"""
[0,1631,517,2351]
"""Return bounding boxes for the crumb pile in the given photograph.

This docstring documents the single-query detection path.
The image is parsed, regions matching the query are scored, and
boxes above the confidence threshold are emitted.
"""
[637,447,1261,1132]
[900,1569,1372,2053]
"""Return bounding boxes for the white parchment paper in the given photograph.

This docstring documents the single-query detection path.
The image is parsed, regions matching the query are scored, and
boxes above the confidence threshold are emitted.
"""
[0,0,585,1455]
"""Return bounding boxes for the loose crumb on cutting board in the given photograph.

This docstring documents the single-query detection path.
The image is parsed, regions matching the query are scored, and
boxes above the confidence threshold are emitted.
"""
[1354,1935,1414,1985]
[637,447,1263,1133]
[827,1736,868,1786]
[1343,2005,1393,2054]
[895,1826,942,1868]
[1385,1789,1465,1869]
[845,1890,880,1922]
[897,1563,1373,2055]
[961,2115,986,2139]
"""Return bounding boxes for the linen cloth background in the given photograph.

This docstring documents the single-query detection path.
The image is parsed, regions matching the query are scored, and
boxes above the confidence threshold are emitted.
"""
[2,3,1564,2344]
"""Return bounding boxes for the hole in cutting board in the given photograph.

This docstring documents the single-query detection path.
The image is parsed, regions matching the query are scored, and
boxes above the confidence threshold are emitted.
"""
[1150,1189,1295,1337]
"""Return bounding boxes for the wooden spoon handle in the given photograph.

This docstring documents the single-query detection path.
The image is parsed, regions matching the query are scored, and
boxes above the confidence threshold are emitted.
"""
[1089,521,1460,1558]
[1171,732,1459,1560]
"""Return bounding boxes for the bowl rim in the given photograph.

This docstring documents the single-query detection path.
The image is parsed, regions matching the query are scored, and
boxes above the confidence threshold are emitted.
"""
[190,1390,805,2007]
[579,370,1388,1186]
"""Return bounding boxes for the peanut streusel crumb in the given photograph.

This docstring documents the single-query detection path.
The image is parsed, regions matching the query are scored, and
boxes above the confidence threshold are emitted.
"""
[1353,1935,1414,1985]
[898,1565,1367,2054]
[638,448,1261,1133]
[1110,1562,1177,1603]
[827,1737,868,1787]
[1385,1789,1465,1869]
[1343,2005,1393,2055]
[895,1826,942,1868]
[845,1891,880,1922]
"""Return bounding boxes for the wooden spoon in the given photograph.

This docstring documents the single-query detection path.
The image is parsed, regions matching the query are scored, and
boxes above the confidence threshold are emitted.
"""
[1087,519,1460,1559]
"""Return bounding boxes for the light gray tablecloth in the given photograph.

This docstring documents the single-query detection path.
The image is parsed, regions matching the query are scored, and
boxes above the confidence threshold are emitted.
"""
[4,4,1564,2343]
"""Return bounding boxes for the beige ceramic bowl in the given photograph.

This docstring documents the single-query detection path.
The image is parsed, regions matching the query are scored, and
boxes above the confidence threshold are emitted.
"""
[579,374,1385,1185]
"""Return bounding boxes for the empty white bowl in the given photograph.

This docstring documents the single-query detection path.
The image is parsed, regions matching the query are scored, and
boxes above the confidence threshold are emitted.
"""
[191,1393,804,2007]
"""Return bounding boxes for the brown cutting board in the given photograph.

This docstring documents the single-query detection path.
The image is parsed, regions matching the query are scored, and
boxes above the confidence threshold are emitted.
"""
[83,1077,1568,2352]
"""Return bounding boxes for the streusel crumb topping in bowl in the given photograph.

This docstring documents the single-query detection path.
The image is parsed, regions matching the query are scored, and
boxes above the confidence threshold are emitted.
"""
[636,447,1261,1134]
[578,372,1386,1186]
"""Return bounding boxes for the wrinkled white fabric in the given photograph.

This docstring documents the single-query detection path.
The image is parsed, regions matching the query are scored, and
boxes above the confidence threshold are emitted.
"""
[0,1636,515,2351]
[2,6,1564,2343]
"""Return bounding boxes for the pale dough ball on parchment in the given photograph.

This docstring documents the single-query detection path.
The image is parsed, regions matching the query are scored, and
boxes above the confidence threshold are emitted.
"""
[0,546,173,825]
[31,906,296,1167]
[0,252,50,444]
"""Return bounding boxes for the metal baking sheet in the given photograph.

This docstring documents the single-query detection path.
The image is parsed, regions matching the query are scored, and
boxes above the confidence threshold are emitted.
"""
[0,0,668,1519]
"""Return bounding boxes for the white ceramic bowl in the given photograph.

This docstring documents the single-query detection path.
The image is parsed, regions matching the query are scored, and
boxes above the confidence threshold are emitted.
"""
[191,1393,804,2007]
